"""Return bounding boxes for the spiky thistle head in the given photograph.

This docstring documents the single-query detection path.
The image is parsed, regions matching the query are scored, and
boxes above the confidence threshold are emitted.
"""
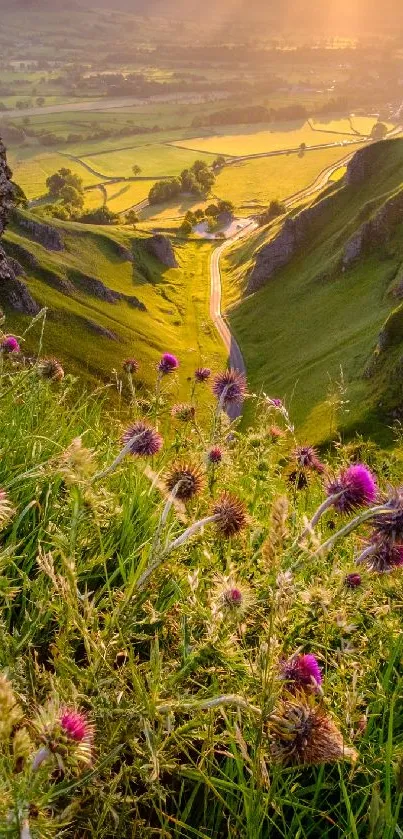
[287,468,310,490]
[268,695,357,766]
[194,366,211,382]
[280,654,322,693]
[1,335,20,353]
[171,403,196,422]
[33,702,95,771]
[38,357,64,382]
[212,368,247,406]
[371,487,403,542]
[212,492,247,538]
[212,575,254,619]
[267,425,285,441]
[267,397,283,409]
[158,353,179,375]
[165,462,204,501]
[327,464,378,513]
[0,489,14,528]
[208,446,223,464]
[293,445,325,474]
[363,538,403,573]
[122,421,163,456]
[345,572,362,588]
[122,358,139,374]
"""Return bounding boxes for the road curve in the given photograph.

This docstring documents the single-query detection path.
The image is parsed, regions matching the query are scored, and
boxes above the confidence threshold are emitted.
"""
[208,145,368,419]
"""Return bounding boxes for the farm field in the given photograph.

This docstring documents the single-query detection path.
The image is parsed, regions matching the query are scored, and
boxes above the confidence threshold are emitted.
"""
[8,148,107,199]
[104,179,157,212]
[214,146,358,214]
[79,144,216,178]
[169,119,372,157]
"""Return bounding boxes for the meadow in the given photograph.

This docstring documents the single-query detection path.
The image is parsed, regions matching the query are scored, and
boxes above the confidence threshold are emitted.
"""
[169,118,376,157]
[79,144,216,179]
[7,148,107,200]
[214,146,358,214]
[1,329,403,838]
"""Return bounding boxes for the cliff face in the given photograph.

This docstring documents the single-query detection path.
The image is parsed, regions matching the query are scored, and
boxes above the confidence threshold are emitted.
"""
[144,234,177,268]
[0,138,40,314]
[246,141,401,294]
[247,191,335,294]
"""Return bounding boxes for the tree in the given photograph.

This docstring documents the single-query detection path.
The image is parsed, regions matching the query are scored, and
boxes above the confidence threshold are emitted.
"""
[60,185,84,209]
[299,142,307,152]
[212,155,226,170]
[132,165,141,177]
[36,97,45,107]
[125,209,139,226]
[371,122,388,141]
[180,219,193,236]
[46,168,84,200]
[46,172,66,198]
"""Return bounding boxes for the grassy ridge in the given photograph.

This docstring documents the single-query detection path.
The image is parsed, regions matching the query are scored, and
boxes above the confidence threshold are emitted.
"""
[222,139,403,444]
[4,214,226,397]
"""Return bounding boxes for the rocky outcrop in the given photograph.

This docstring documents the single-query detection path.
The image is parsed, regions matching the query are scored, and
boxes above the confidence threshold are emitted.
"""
[247,191,335,294]
[68,269,147,310]
[342,188,403,268]
[14,213,64,251]
[144,234,177,268]
[0,138,40,314]
[345,143,382,186]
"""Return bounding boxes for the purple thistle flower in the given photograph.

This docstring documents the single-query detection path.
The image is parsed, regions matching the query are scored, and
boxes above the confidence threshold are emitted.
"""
[158,353,179,375]
[358,538,403,573]
[212,368,247,407]
[345,572,362,588]
[1,335,20,353]
[122,421,163,456]
[223,587,243,607]
[208,446,223,464]
[371,487,403,541]
[171,403,195,422]
[281,654,322,692]
[327,464,377,514]
[60,709,93,743]
[268,398,283,408]
[194,367,211,382]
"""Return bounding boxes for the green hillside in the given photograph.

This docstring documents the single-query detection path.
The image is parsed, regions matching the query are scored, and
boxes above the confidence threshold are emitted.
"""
[222,138,403,445]
[3,211,225,398]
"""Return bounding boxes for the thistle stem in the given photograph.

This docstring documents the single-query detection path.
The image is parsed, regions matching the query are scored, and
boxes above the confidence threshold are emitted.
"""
[300,493,342,539]
[92,431,146,481]
[355,543,378,565]
[135,515,219,591]
[312,505,390,556]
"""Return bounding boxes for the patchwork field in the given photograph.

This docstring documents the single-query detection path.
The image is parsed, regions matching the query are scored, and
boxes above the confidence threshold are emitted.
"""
[79,144,216,178]
[104,180,157,212]
[170,120,370,157]
[214,146,357,213]
[8,148,107,199]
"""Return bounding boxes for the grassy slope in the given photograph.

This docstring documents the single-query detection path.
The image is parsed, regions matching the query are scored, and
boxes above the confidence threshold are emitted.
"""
[222,139,403,445]
[4,213,226,398]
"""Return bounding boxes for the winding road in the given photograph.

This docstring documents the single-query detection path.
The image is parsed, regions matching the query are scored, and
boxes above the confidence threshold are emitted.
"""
[207,145,370,419]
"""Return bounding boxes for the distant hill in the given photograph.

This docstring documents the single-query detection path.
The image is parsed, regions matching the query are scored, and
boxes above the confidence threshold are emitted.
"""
[223,138,403,445]
[6,0,403,31]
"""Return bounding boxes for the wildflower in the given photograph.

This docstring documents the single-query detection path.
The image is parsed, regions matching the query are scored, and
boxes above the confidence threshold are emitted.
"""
[123,358,139,374]
[280,654,322,693]
[212,492,247,537]
[58,437,94,484]
[158,353,179,375]
[345,572,362,588]
[60,709,92,743]
[267,425,285,441]
[293,445,325,474]
[165,463,204,501]
[171,403,195,422]
[356,537,403,573]
[303,463,378,537]
[38,357,64,382]
[33,703,94,772]
[371,487,403,541]
[1,335,20,353]
[268,695,356,766]
[208,446,222,464]
[327,464,377,514]
[212,575,254,619]
[194,367,211,382]
[212,368,247,407]
[0,489,14,527]
[122,421,163,457]
[267,397,283,408]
